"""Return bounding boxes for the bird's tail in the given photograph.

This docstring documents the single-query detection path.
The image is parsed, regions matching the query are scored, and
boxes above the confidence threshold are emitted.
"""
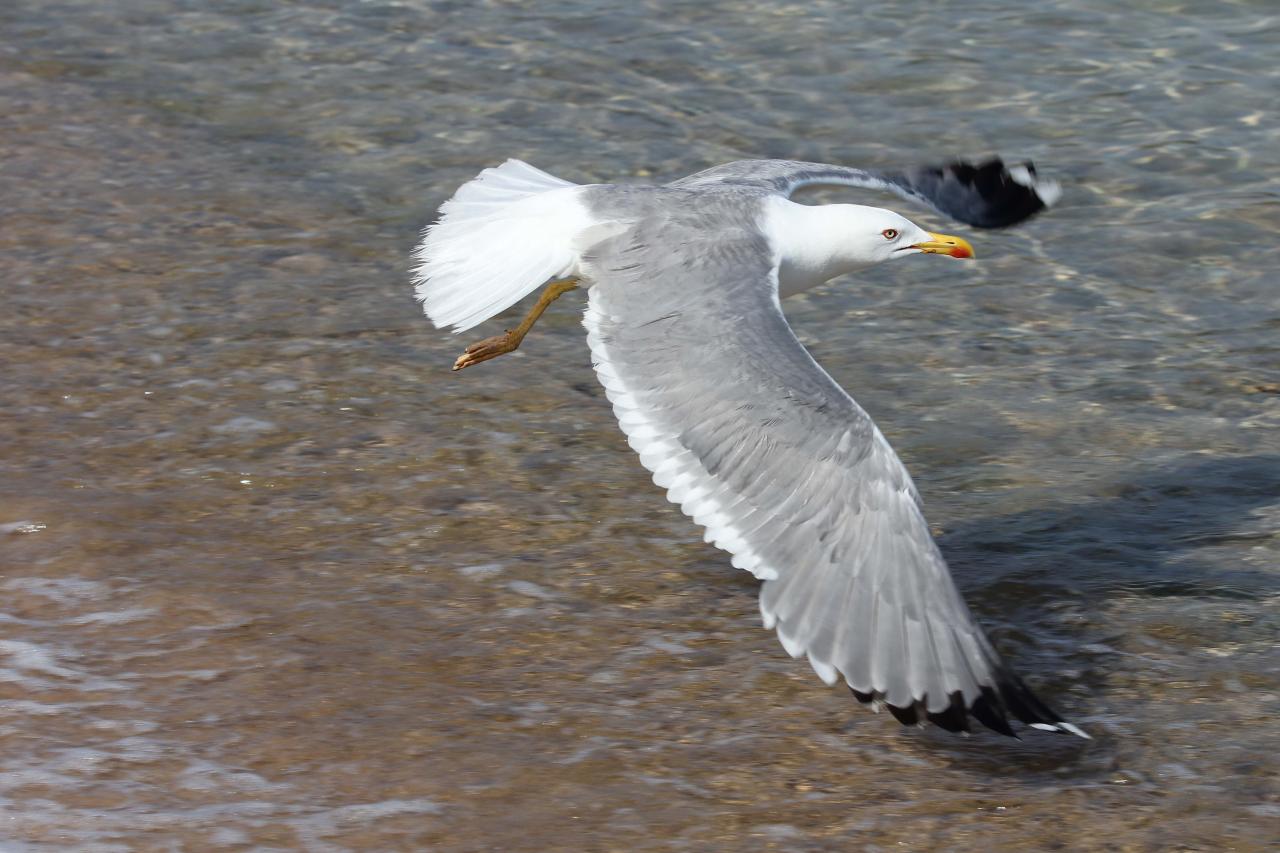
[411,159,589,332]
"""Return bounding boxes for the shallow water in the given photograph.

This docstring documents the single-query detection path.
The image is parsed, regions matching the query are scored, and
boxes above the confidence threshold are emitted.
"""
[1,0,1277,849]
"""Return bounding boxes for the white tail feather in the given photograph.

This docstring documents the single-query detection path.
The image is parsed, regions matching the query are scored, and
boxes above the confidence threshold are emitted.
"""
[412,160,591,332]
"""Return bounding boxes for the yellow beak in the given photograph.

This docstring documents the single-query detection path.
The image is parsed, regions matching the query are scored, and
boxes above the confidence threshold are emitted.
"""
[913,232,975,259]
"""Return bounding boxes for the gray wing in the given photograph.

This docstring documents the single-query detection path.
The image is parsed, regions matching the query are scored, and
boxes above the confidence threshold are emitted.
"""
[582,205,1083,737]
[673,158,1061,229]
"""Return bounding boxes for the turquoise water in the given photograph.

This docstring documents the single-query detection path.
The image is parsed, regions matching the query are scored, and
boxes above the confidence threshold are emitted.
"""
[0,1,1276,849]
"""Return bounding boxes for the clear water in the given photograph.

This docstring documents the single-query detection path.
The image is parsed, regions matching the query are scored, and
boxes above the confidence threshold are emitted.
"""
[1,0,1276,849]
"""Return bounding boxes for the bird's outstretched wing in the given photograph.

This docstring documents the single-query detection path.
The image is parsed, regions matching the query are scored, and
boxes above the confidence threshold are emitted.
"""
[673,158,1061,229]
[581,202,1083,737]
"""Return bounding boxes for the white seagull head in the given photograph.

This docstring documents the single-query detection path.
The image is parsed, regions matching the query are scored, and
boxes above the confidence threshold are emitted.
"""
[765,198,975,297]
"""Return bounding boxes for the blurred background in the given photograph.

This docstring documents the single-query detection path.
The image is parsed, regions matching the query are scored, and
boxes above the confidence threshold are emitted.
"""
[1,0,1276,849]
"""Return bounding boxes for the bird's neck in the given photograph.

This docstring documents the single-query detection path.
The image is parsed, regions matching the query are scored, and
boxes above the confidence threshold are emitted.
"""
[763,197,875,298]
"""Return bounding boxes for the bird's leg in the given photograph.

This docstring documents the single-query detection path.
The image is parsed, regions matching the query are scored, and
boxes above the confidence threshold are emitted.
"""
[452,278,579,372]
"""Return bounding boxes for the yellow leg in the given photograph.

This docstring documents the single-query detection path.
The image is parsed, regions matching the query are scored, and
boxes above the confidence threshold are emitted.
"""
[452,279,579,372]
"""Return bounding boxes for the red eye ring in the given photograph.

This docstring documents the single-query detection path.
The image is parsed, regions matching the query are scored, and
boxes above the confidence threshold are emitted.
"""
[881,228,899,240]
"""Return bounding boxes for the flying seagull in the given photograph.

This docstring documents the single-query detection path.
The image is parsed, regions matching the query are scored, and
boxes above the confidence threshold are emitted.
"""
[412,157,1086,739]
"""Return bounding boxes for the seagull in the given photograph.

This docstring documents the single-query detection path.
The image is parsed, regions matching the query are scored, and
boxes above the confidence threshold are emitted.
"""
[412,157,1087,739]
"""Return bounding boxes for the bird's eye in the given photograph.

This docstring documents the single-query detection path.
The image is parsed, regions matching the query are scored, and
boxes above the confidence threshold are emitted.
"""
[881,228,899,240]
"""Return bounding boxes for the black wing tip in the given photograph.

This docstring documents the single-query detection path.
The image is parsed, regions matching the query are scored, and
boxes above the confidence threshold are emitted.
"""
[991,670,1091,739]
[898,156,1063,229]
[847,683,1089,740]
